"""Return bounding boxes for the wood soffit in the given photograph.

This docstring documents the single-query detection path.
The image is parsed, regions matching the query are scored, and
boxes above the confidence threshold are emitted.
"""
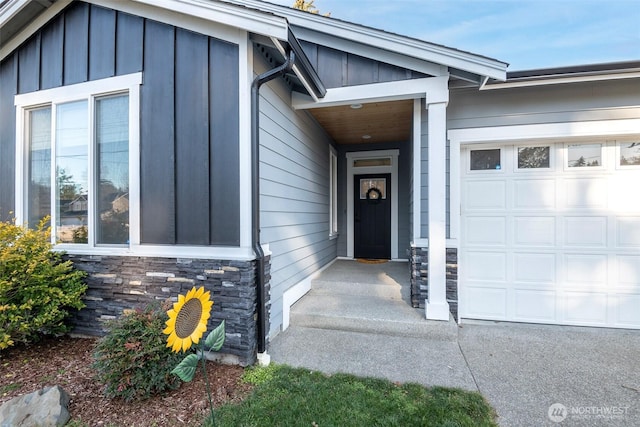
[307,99,413,145]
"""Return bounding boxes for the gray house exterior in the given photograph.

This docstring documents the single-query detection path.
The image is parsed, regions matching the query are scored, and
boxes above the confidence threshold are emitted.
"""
[1,0,638,364]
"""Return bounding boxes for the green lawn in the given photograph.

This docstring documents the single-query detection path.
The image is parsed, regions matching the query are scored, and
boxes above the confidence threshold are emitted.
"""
[212,365,497,427]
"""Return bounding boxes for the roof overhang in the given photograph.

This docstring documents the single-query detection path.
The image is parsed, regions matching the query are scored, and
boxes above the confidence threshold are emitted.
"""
[228,0,508,82]
[481,61,640,90]
[0,0,291,61]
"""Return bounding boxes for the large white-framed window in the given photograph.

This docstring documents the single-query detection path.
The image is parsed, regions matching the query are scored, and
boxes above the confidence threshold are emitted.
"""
[15,73,142,250]
[329,145,338,239]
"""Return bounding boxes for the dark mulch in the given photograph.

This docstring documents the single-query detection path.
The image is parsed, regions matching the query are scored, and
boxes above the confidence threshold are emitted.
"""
[0,336,252,426]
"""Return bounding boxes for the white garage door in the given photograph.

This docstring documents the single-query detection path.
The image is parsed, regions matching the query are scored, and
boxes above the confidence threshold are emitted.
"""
[460,141,640,329]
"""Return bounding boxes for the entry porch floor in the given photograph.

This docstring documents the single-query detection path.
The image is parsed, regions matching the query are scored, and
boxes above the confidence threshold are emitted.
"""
[268,259,473,390]
[287,259,457,340]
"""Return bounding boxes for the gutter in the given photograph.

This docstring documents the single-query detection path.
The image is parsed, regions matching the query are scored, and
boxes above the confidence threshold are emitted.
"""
[251,49,295,357]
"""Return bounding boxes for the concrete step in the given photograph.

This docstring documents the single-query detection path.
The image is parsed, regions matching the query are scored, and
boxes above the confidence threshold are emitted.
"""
[290,293,458,341]
[310,279,404,299]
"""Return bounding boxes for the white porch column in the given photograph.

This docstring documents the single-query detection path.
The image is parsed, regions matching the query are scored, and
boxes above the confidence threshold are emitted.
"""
[425,100,450,321]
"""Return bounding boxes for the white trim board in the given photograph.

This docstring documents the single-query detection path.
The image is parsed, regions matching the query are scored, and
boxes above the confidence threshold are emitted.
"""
[280,258,337,333]
[0,0,73,61]
[88,0,259,45]
[346,149,400,260]
[292,76,449,110]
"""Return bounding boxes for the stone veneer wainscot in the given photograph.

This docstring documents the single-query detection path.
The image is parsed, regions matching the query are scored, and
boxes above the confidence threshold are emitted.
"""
[66,254,271,366]
[409,247,458,321]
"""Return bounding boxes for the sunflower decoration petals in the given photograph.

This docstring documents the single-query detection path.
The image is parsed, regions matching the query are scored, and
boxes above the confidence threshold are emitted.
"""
[163,286,213,353]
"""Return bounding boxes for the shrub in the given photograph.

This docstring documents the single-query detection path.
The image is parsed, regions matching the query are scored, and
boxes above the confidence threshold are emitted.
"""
[92,303,184,401]
[0,218,87,350]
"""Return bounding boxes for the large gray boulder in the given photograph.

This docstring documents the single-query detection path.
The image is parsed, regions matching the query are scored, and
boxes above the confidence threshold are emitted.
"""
[0,385,71,427]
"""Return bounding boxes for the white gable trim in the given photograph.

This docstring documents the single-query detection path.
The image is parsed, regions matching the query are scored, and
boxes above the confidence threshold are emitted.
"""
[0,0,73,61]
[89,0,279,44]
[0,0,287,61]
[230,0,506,81]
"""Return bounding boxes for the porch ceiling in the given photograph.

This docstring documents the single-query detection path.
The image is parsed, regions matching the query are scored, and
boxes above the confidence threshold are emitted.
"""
[308,99,413,145]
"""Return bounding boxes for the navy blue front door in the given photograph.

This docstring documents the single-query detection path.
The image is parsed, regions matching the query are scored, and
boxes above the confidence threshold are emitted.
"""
[354,174,391,259]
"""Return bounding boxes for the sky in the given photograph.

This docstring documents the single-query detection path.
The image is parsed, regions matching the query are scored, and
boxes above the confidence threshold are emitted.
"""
[267,0,640,71]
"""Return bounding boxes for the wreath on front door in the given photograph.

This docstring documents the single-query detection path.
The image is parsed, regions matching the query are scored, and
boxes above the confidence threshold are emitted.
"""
[366,187,382,204]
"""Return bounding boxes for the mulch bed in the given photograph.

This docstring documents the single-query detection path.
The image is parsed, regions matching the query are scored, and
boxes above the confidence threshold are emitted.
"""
[0,336,252,426]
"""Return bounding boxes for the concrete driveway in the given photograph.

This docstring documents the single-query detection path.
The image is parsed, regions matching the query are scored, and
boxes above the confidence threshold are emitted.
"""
[457,322,640,427]
[270,321,640,426]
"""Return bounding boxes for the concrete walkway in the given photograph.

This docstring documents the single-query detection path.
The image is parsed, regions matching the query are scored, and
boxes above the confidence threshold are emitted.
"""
[269,260,640,426]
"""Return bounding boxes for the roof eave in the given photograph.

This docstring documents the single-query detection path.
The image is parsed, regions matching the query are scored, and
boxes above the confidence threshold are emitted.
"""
[227,0,507,82]
[482,64,640,90]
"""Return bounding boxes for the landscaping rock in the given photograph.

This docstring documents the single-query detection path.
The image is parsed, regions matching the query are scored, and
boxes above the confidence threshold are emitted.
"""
[0,385,70,427]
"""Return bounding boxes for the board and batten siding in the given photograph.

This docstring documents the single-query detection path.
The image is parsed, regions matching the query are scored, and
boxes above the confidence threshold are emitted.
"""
[0,1,241,246]
[299,40,427,89]
[255,52,337,336]
[447,79,640,130]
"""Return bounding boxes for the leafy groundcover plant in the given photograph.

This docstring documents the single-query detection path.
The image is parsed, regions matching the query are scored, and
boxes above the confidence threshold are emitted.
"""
[92,303,185,401]
[0,218,87,350]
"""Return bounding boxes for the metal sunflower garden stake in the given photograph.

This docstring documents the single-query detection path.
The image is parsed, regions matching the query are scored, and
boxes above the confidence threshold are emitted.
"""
[163,286,225,425]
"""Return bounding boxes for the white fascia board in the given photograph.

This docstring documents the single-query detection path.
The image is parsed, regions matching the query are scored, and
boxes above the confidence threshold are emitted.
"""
[481,71,640,90]
[232,0,505,79]
[272,37,320,102]
[89,0,288,41]
[0,0,28,25]
[292,76,448,110]
[0,0,72,61]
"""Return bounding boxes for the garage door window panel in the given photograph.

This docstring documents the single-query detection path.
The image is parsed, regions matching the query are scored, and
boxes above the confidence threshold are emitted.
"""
[516,146,551,170]
[618,141,640,167]
[469,148,502,171]
[566,143,604,169]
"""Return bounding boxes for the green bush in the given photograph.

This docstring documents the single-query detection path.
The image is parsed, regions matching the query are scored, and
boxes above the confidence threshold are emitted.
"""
[92,303,184,401]
[0,218,87,350]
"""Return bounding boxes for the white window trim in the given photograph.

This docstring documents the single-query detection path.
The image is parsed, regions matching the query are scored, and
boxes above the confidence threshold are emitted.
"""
[15,73,142,252]
[329,145,338,239]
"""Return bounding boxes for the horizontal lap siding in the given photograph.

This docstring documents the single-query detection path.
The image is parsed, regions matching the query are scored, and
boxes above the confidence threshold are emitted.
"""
[0,1,240,246]
[448,80,640,129]
[256,54,336,336]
